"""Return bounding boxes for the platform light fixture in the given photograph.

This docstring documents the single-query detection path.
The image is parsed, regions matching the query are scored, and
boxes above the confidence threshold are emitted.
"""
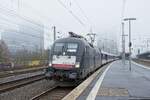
[124,18,136,71]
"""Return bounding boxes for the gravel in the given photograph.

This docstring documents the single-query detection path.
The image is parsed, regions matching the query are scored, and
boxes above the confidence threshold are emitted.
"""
[0,79,56,100]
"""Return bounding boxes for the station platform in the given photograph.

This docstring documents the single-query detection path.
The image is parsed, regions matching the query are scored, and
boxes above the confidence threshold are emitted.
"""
[77,60,150,100]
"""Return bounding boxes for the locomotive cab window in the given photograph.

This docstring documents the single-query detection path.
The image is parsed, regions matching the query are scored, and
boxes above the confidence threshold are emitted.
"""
[67,43,78,52]
[54,43,65,53]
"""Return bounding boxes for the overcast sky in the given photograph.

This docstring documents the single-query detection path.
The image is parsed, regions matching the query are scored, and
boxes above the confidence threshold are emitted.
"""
[0,0,150,54]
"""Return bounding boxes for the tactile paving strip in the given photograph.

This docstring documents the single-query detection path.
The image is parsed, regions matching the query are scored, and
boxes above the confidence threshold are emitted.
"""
[97,87,129,96]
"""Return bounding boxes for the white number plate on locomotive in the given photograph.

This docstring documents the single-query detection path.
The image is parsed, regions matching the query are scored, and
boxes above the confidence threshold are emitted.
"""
[52,55,76,65]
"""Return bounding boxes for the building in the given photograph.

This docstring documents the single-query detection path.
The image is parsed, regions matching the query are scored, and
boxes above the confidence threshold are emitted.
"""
[1,20,44,54]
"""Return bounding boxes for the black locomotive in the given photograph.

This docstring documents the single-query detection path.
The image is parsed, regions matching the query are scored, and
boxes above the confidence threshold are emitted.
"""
[45,32,117,83]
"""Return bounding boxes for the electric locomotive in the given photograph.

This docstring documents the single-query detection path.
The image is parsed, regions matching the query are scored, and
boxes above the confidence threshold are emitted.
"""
[45,32,102,81]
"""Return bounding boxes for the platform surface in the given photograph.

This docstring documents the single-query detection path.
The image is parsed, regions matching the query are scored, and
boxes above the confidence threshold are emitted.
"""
[78,60,150,100]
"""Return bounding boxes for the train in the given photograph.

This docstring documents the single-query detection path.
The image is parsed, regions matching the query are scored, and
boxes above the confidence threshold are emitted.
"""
[45,32,118,85]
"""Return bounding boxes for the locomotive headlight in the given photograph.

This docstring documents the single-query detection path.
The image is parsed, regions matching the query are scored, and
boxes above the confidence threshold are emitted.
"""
[75,62,80,68]
[49,62,52,67]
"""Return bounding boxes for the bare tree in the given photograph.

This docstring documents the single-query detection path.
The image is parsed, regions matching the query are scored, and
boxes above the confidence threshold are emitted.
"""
[0,40,10,63]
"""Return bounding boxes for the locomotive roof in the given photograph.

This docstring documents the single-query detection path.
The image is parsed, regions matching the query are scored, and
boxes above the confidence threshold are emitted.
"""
[54,37,89,45]
[54,37,99,49]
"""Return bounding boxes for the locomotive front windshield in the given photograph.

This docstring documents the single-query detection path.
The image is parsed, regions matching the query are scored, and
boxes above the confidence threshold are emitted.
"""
[66,43,78,53]
[53,42,78,54]
[54,43,65,54]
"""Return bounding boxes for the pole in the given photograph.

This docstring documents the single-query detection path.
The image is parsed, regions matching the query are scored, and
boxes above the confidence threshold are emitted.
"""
[129,20,131,71]
[53,26,56,41]
[124,18,136,71]
[122,22,125,65]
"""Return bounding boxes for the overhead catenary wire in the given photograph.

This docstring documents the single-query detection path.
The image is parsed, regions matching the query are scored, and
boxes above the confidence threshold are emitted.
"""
[0,2,48,62]
[0,0,85,39]
[0,25,41,39]
[0,24,51,51]
[0,9,51,51]
[0,4,67,39]
[0,0,88,42]
[0,9,52,39]
[0,24,52,41]
[21,1,68,31]
[74,0,92,26]
[57,0,85,27]
[0,22,51,41]
[0,5,51,31]
[0,14,43,33]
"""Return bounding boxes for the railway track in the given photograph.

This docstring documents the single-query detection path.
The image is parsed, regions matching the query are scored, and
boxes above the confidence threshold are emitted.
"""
[31,85,74,100]
[29,61,115,100]
[0,66,47,78]
[133,59,150,67]
[0,74,45,94]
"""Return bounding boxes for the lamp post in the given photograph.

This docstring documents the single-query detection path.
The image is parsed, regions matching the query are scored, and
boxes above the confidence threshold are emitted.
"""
[122,22,128,65]
[124,18,136,71]
[52,26,56,41]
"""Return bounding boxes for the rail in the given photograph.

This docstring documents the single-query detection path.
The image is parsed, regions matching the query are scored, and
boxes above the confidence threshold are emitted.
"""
[30,85,74,100]
[0,66,48,78]
[0,74,45,94]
